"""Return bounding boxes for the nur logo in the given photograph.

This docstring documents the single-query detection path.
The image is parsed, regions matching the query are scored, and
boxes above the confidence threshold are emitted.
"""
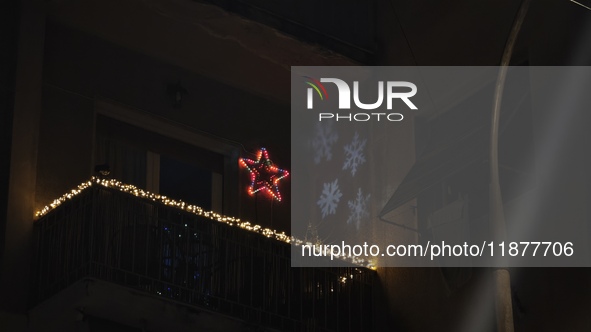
[304,77,329,108]
[304,77,418,111]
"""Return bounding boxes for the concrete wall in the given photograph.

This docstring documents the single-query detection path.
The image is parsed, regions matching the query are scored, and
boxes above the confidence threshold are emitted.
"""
[0,0,21,325]
[35,85,95,210]
[0,0,20,277]
[1,0,45,317]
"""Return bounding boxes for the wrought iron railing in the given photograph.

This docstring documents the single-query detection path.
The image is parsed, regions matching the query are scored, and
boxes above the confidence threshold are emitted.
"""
[32,183,374,331]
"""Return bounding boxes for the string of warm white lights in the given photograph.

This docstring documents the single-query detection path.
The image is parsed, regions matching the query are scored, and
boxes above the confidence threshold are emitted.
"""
[34,177,290,242]
[35,177,376,269]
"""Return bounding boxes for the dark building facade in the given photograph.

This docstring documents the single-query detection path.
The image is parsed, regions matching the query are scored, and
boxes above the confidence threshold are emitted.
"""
[1,0,591,331]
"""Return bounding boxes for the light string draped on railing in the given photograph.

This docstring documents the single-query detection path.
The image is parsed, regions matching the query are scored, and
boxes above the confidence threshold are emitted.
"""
[34,177,376,269]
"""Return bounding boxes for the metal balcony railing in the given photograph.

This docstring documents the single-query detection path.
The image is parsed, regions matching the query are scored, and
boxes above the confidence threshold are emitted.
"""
[32,181,375,331]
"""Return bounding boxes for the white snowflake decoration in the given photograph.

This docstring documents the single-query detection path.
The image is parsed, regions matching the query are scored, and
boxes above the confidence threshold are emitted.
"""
[342,132,367,176]
[347,188,371,230]
[317,179,343,218]
[312,121,338,164]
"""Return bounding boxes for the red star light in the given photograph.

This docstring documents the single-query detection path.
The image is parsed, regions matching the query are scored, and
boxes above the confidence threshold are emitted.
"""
[239,148,289,202]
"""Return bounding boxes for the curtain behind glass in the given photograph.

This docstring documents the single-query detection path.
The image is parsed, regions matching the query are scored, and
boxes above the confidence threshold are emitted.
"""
[95,136,147,188]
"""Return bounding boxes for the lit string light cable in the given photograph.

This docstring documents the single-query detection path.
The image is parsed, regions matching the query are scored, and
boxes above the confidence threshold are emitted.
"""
[34,177,376,269]
[35,177,289,242]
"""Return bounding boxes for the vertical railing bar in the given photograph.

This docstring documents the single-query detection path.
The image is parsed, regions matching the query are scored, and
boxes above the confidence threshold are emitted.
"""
[185,214,190,299]
[158,206,163,284]
[250,239,254,309]
[132,200,137,277]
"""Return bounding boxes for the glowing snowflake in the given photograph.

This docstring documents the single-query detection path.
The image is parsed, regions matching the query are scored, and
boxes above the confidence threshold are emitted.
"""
[347,188,371,230]
[317,179,342,218]
[312,121,338,164]
[342,132,367,176]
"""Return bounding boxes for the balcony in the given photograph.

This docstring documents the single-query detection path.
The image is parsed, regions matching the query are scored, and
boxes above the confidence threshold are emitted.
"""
[32,178,375,331]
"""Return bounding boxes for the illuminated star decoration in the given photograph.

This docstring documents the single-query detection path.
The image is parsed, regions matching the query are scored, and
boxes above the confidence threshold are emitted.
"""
[239,148,289,202]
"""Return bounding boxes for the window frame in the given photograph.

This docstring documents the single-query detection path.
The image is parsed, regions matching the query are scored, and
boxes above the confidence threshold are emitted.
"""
[92,98,241,215]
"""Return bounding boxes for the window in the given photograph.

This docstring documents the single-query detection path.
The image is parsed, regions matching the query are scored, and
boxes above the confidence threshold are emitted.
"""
[94,110,233,213]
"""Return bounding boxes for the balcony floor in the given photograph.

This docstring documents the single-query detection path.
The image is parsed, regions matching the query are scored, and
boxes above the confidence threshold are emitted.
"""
[29,277,257,332]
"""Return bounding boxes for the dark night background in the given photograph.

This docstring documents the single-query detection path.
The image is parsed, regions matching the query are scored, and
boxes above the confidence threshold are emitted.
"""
[1,0,591,331]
